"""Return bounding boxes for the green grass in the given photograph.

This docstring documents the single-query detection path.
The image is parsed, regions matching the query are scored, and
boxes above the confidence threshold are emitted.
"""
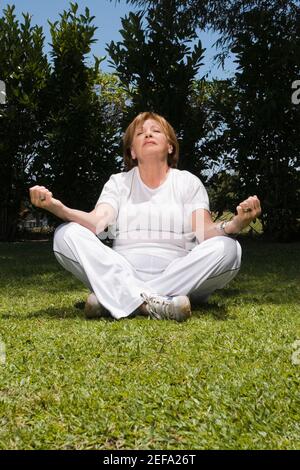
[0,239,299,450]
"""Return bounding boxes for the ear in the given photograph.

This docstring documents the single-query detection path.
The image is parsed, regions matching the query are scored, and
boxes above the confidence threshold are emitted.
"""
[131,148,137,159]
[168,145,173,154]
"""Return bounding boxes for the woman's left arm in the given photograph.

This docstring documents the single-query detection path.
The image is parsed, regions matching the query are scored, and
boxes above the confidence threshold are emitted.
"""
[192,195,262,242]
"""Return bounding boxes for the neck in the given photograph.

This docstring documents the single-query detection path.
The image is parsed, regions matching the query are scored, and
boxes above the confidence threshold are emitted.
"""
[138,161,170,189]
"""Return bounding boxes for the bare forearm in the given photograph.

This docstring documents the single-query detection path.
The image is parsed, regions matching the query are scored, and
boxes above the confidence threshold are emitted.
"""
[203,218,242,240]
[193,196,262,242]
[51,204,100,233]
[30,185,115,235]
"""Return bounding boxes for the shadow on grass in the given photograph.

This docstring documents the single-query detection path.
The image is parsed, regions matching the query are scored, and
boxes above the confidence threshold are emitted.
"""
[221,284,299,305]
[191,300,231,321]
[1,306,83,320]
[1,300,230,322]
[2,308,115,321]
[1,239,299,322]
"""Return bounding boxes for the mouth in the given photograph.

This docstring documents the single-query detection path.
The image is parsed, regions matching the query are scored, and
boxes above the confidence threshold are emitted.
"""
[143,141,156,146]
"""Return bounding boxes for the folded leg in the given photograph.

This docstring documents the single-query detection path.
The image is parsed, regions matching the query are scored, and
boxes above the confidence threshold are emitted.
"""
[145,236,242,302]
[53,223,150,319]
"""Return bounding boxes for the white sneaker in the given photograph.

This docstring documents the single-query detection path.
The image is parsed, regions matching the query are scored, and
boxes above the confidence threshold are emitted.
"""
[140,292,191,322]
[84,293,110,319]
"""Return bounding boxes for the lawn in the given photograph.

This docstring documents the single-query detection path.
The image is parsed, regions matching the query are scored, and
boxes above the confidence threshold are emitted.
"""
[0,238,299,450]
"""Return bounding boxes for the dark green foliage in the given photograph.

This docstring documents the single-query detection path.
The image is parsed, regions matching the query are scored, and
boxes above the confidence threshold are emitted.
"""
[33,3,121,212]
[207,170,240,218]
[215,6,300,240]
[1,1,299,240]
[0,5,49,240]
[0,3,123,240]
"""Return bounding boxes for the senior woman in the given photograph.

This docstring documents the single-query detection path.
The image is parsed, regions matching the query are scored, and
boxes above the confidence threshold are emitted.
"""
[29,112,261,321]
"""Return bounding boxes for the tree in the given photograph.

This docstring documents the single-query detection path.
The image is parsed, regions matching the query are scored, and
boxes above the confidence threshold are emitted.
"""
[120,0,298,33]
[33,3,122,213]
[207,170,240,219]
[95,71,128,130]
[214,6,300,240]
[107,0,212,174]
[0,5,49,241]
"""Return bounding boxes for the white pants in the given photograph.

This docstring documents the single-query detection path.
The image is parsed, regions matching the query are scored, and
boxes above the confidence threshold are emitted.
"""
[53,222,242,319]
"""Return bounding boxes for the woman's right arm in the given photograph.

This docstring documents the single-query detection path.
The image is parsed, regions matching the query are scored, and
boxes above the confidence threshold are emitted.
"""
[29,185,116,234]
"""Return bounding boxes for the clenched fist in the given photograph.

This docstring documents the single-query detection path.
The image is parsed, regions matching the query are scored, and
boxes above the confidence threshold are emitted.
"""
[236,195,262,222]
[29,185,63,212]
[229,195,262,233]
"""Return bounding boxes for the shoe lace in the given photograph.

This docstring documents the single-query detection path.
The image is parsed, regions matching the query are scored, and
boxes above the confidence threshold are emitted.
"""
[140,293,171,320]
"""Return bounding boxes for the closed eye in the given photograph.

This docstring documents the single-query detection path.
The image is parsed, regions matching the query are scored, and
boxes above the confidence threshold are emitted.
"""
[136,128,161,135]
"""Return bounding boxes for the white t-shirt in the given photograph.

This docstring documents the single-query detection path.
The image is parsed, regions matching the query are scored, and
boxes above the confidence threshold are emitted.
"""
[96,167,210,278]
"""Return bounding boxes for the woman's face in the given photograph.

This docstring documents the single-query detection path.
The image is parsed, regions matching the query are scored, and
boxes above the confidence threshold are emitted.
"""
[130,118,173,163]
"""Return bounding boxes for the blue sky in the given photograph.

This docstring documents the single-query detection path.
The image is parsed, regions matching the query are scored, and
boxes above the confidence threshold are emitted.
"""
[0,0,236,79]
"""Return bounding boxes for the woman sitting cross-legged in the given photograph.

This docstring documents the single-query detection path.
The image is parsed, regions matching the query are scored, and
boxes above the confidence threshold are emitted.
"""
[29,112,261,322]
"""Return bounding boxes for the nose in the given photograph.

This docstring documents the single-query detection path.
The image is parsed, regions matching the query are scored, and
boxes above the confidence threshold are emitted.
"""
[145,129,153,138]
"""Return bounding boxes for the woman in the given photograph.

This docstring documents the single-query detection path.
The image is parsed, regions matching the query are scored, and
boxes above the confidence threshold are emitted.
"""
[29,112,261,321]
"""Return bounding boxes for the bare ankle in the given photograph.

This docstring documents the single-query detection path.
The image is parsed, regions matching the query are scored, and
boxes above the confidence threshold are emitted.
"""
[132,302,148,317]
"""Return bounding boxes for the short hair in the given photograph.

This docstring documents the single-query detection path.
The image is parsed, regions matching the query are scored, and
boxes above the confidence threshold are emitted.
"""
[122,112,179,171]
